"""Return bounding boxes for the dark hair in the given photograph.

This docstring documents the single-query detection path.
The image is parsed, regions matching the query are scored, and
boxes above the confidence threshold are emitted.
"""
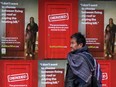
[109,18,113,24]
[30,17,34,20]
[109,18,113,21]
[30,17,34,22]
[71,32,86,47]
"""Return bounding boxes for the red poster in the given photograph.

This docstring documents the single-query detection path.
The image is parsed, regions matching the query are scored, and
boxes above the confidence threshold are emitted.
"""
[86,10,104,57]
[45,3,72,59]
[98,60,111,87]
[3,61,37,87]
[0,61,4,87]
[39,0,78,59]
[0,0,38,60]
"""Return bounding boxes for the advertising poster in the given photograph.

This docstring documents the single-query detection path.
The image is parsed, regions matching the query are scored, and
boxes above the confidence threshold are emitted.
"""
[78,0,116,59]
[0,60,38,87]
[98,60,111,87]
[0,0,38,60]
[38,60,67,87]
[39,1,74,59]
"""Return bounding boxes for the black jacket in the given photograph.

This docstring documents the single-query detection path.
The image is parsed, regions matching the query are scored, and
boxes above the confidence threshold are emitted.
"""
[65,46,92,87]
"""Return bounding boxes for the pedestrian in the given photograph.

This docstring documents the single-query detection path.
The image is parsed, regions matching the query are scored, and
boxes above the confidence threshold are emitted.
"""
[65,32,102,87]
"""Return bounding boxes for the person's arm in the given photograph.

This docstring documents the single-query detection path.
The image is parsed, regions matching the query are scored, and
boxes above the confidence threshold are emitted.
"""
[65,63,78,87]
[115,24,116,33]
[34,23,38,33]
[25,24,29,37]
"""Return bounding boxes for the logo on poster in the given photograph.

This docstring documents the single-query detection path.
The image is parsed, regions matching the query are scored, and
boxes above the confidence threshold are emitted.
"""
[7,73,29,82]
[102,73,108,80]
[48,13,69,22]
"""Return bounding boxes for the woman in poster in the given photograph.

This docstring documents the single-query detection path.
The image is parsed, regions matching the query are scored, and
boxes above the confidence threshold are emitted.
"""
[25,25,34,57]
[105,25,112,58]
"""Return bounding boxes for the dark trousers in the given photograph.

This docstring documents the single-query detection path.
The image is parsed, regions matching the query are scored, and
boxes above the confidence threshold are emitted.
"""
[112,37,115,53]
[32,42,36,53]
[106,40,112,55]
[26,40,33,54]
[32,34,37,53]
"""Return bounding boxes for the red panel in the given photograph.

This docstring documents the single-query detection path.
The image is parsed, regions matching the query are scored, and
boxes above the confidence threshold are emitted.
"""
[6,8,25,51]
[97,60,111,87]
[86,10,104,57]
[45,3,72,59]
[39,0,78,59]
[0,61,4,87]
[110,60,116,87]
[4,60,38,87]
